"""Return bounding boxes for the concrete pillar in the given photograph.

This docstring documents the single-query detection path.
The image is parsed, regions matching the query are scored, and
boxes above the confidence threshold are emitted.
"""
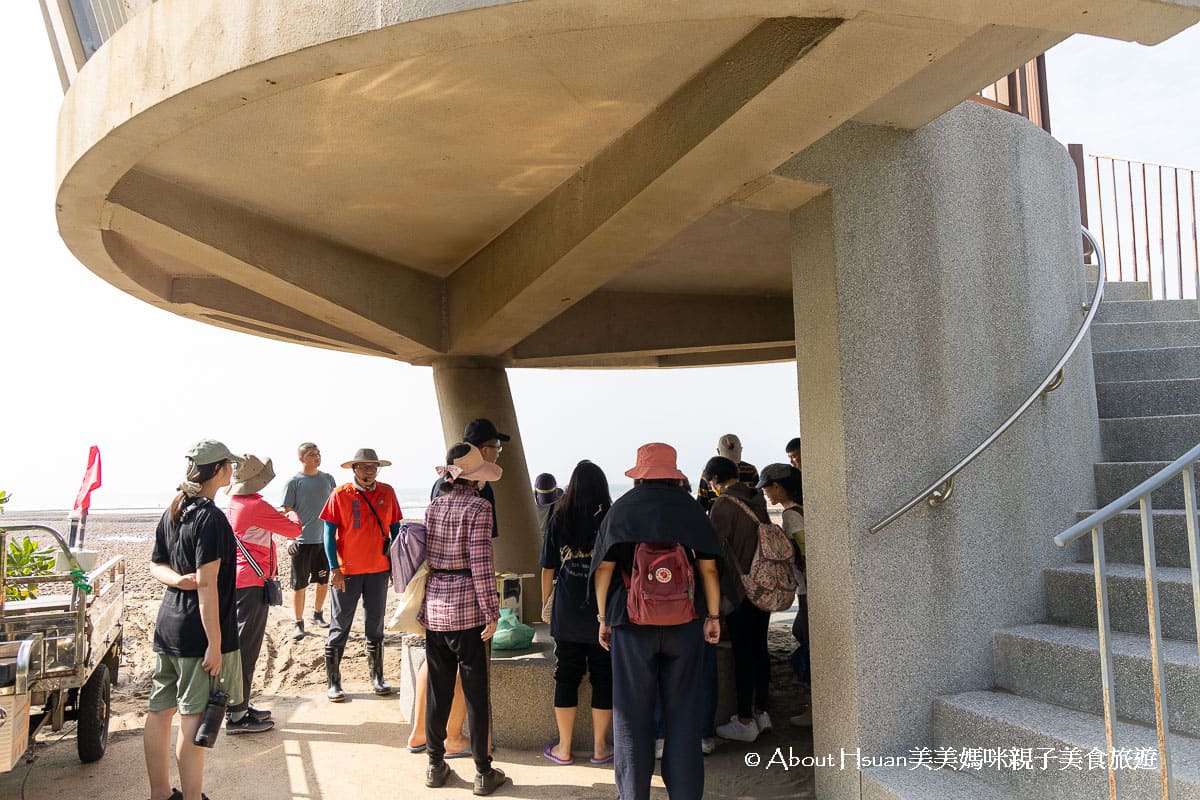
[778,103,1102,799]
[431,357,542,620]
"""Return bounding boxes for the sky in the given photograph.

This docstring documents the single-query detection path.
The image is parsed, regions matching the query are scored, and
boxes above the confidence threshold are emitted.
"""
[1,7,1198,511]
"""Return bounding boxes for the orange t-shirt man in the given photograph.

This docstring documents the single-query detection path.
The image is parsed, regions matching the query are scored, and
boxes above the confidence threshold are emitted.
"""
[320,482,402,575]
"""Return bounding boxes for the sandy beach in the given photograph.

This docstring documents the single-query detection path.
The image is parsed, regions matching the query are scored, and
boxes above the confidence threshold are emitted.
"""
[1,510,814,799]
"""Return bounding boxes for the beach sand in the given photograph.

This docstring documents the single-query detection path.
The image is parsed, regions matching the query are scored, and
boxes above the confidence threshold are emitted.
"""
[1,511,814,799]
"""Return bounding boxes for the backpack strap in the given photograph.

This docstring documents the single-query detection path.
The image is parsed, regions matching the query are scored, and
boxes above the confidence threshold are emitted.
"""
[721,494,763,527]
[356,488,391,552]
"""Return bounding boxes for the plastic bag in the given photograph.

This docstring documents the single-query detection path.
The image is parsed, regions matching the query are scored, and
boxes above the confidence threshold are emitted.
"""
[491,608,535,650]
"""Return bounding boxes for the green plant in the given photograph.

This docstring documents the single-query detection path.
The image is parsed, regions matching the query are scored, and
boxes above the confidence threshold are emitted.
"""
[5,536,56,601]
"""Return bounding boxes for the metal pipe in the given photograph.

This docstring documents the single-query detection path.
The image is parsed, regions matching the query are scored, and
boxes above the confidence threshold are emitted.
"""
[1092,525,1119,800]
[870,227,1105,534]
[1058,442,1200,547]
[1111,159,1123,277]
[1140,494,1174,797]
[1183,467,1200,675]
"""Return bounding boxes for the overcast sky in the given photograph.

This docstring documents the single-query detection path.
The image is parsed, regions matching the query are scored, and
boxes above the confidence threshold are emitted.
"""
[1,7,1197,511]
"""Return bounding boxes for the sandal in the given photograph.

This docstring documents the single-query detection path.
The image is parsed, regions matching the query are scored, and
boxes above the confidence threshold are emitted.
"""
[543,742,574,766]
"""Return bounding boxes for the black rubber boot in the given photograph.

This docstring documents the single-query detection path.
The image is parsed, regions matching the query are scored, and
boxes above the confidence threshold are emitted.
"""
[366,640,392,696]
[325,645,345,702]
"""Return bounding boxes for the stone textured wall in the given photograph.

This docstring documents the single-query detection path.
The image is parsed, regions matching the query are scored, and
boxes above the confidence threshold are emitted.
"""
[779,102,1102,799]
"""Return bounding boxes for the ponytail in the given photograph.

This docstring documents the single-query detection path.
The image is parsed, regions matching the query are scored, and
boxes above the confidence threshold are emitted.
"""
[169,459,227,523]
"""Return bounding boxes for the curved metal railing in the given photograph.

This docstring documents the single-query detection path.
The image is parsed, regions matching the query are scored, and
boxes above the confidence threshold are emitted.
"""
[869,226,1105,534]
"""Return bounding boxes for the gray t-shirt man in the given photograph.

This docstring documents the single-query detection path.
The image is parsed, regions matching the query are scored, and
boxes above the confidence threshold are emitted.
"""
[283,471,336,544]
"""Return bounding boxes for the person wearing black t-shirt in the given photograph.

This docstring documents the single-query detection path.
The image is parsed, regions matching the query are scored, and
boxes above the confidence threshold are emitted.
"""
[144,439,244,800]
[590,443,722,800]
[539,460,614,766]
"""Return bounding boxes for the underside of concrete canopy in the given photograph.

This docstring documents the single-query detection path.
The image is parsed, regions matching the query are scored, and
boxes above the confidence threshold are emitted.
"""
[56,0,1200,369]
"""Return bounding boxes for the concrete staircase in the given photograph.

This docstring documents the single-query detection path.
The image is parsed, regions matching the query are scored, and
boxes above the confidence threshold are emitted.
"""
[864,282,1200,800]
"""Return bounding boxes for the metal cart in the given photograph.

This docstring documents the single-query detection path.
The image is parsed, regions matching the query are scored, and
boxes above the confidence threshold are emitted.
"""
[0,524,125,772]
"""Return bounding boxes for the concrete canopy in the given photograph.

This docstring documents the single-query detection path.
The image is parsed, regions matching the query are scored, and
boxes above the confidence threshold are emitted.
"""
[55,0,1200,368]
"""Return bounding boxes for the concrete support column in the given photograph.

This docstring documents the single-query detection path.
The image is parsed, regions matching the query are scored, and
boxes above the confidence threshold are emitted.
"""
[431,358,541,619]
[778,103,1102,799]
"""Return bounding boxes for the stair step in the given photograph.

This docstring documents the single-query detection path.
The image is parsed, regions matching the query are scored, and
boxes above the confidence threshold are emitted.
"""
[1099,379,1200,418]
[1101,415,1200,462]
[1095,461,1196,510]
[1045,563,1198,641]
[1095,346,1200,382]
[934,690,1200,799]
[862,765,1019,800]
[1103,281,1153,302]
[995,623,1200,736]
[1096,299,1200,324]
[1092,320,1200,353]
[1076,508,1195,568]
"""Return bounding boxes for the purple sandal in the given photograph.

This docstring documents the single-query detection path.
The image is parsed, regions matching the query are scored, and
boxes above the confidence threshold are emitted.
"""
[543,743,574,766]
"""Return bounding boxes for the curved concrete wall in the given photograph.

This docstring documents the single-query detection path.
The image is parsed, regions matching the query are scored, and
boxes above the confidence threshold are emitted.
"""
[779,102,1102,799]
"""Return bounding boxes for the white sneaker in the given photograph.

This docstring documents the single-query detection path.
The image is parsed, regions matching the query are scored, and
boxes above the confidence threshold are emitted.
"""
[701,737,716,755]
[654,738,664,760]
[754,710,773,733]
[715,715,759,743]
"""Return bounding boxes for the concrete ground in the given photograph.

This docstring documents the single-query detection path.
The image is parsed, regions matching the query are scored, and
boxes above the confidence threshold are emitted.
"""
[0,686,814,800]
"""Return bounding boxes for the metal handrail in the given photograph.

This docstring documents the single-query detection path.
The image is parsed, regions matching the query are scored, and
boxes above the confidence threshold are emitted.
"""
[1052,443,1200,800]
[869,226,1105,534]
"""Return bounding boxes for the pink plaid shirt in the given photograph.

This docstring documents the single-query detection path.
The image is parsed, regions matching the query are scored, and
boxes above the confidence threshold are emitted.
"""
[419,484,500,631]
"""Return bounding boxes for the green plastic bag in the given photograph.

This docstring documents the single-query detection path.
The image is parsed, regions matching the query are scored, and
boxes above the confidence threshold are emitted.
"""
[491,608,535,650]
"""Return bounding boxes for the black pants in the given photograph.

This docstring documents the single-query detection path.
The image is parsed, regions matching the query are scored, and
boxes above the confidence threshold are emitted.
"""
[611,621,706,800]
[230,585,269,714]
[553,638,613,709]
[728,597,771,719]
[426,627,492,775]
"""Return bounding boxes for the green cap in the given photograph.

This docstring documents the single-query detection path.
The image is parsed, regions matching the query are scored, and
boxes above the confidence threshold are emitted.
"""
[185,439,243,466]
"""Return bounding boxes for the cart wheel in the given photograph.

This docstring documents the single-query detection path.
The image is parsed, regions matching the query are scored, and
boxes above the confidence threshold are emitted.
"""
[77,662,111,763]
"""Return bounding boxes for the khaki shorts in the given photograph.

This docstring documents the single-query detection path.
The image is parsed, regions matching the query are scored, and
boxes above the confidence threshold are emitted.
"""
[148,650,244,715]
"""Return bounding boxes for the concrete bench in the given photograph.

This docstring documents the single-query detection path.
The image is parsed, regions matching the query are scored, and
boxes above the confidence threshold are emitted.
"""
[399,623,737,750]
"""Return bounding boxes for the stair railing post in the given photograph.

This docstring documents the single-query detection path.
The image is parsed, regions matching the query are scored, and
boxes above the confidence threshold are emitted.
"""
[1139,493,1174,798]
[1183,466,1200,672]
[1092,523,1120,800]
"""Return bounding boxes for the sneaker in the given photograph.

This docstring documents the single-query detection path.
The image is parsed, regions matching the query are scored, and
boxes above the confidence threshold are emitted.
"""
[291,620,305,640]
[312,610,330,628]
[754,710,773,734]
[715,715,759,743]
[473,767,508,796]
[654,738,664,760]
[426,760,451,788]
[701,737,716,755]
[226,715,275,734]
[247,706,271,722]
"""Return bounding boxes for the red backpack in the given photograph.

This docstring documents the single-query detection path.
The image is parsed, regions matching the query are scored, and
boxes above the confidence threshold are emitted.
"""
[624,542,698,626]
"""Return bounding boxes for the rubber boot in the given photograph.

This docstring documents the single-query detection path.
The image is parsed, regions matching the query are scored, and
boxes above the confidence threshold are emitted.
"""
[366,640,392,696]
[325,645,345,702]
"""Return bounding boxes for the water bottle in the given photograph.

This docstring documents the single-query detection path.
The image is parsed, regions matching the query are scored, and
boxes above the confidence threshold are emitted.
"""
[193,680,229,749]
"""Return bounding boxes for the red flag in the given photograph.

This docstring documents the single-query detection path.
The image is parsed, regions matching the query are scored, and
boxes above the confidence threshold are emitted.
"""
[73,446,102,513]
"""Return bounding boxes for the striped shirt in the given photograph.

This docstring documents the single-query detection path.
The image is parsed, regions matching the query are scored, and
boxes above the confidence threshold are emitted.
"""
[419,484,500,632]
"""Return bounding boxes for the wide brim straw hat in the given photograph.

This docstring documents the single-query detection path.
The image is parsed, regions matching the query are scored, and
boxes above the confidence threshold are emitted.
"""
[624,442,688,481]
[341,448,392,469]
[438,443,503,484]
[230,455,275,495]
